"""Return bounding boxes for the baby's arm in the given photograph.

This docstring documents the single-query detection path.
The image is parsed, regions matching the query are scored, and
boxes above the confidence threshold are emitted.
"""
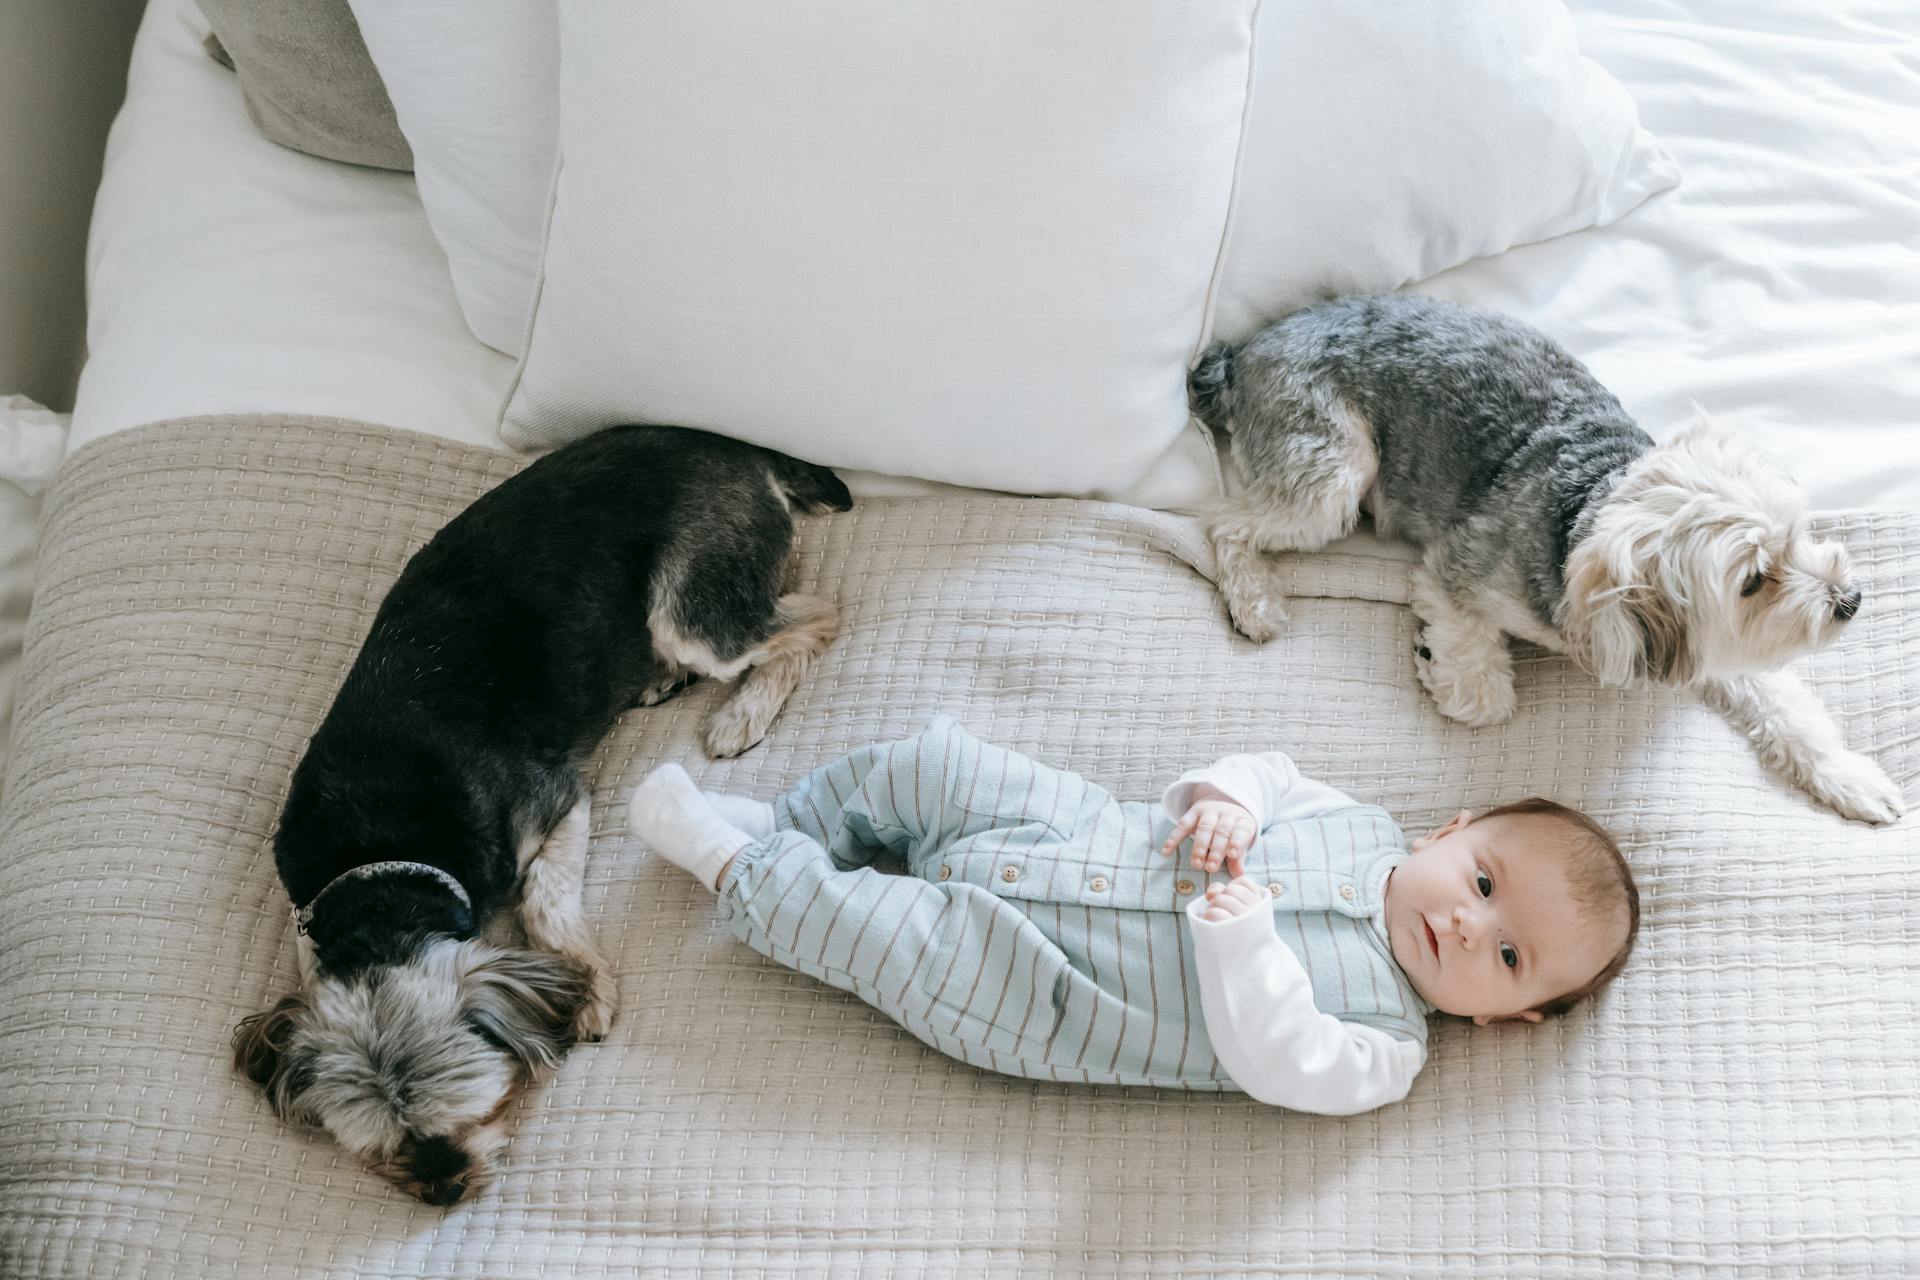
[1161,752,1360,832]
[1187,879,1424,1115]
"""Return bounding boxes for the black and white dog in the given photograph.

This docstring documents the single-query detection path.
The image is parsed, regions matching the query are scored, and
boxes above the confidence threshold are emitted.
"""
[233,424,851,1205]
[1192,293,1904,824]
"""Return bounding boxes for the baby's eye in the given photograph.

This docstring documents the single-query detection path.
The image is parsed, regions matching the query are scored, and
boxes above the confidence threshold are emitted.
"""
[1500,943,1518,969]
[1476,871,1493,898]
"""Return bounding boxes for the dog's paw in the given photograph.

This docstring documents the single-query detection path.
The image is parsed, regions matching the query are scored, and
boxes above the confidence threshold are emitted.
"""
[1804,751,1908,825]
[572,965,619,1043]
[703,699,768,759]
[639,672,698,707]
[1221,573,1289,644]
[1415,634,1516,728]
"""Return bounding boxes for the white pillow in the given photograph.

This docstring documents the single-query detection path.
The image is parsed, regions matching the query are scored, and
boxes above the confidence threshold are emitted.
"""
[499,1,1259,499]
[1213,2,1678,341]
[368,2,1674,500]
[347,0,558,356]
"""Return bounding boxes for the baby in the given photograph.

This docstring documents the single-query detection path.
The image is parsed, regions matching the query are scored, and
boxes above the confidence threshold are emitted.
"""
[629,716,1640,1114]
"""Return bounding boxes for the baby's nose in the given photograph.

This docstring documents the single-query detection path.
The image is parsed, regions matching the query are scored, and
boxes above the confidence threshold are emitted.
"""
[1455,904,1492,946]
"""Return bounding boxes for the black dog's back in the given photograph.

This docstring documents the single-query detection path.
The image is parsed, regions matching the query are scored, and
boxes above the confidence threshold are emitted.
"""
[275,426,845,907]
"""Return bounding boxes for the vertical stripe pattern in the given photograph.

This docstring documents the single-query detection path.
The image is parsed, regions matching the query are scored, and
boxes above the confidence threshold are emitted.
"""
[716,717,1429,1090]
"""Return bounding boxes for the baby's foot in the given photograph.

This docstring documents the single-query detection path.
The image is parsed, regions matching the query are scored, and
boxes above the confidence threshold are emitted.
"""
[629,763,753,891]
[706,792,776,839]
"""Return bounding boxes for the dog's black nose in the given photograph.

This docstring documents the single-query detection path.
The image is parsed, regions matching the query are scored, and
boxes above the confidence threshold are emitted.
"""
[1834,589,1862,622]
[400,1133,472,1204]
[419,1178,469,1207]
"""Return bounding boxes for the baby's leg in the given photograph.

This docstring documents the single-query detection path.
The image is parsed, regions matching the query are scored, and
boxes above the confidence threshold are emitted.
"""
[717,827,1069,1070]
[632,757,1037,1045]
[774,714,1044,875]
[718,829,957,1010]
[631,716,983,887]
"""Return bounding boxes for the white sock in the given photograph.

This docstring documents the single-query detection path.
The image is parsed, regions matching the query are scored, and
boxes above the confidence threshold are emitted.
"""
[705,791,776,840]
[629,763,753,892]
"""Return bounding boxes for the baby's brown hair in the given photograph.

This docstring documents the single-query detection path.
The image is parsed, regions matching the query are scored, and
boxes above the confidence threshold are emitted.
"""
[1478,797,1640,1018]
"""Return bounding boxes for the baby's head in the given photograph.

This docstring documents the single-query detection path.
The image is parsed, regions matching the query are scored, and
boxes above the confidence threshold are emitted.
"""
[1383,798,1639,1025]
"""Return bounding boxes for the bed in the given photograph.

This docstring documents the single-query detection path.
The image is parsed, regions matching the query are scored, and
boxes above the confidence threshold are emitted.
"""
[2,0,1916,1276]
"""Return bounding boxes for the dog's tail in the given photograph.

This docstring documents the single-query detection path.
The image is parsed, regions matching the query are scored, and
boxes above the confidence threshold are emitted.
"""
[770,454,853,515]
[1188,340,1236,428]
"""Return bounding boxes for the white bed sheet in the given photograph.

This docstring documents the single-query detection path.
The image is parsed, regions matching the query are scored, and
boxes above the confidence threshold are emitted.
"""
[72,0,1920,511]
[1421,0,1920,511]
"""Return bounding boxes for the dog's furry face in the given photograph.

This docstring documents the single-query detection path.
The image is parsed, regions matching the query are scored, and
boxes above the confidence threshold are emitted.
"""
[234,940,588,1205]
[1563,420,1858,687]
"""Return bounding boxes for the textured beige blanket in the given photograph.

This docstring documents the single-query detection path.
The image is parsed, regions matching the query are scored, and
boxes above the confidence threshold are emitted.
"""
[2,418,1915,1278]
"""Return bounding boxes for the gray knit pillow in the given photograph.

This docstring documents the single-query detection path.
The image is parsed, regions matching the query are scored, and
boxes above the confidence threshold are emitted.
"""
[196,0,412,171]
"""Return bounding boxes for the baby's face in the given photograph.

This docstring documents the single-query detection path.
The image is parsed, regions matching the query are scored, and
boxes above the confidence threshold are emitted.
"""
[1382,811,1619,1024]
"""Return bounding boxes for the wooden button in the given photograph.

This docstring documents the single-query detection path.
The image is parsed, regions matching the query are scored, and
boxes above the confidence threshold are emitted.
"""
[1267,882,1284,898]
[1338,884,1356,901]
[1175,879,1196,896]
[1089,876,1109,892]
[938,866,951,881]
[1001,866,1020,884]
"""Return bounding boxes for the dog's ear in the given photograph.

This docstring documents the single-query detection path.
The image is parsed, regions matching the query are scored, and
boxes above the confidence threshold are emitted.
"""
[458,949,590,1076]
[1626,586,1694,685]
[1563,534,1695,688]
[233,992,317,1121]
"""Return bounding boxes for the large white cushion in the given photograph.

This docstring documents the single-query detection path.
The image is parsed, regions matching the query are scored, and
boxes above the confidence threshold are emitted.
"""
[1213,2,1678,341]
[498,1,1258,500]
[369,1,1673,501]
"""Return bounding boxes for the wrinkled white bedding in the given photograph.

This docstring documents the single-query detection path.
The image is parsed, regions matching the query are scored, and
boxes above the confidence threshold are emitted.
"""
[70,0,1920,511]
[0,399,65,801]
[1422,0,1920,510]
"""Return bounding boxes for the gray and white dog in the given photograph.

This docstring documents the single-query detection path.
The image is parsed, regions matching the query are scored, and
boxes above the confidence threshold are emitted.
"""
[1190,293,1904,824]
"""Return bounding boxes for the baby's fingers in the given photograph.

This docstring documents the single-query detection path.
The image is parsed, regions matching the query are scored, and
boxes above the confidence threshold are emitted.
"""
[1212,822,1244,871]
[1222,821,1253,871]
[1190,813,1220,868]
[1227,877,1266,906]
[1160,811,1198,856]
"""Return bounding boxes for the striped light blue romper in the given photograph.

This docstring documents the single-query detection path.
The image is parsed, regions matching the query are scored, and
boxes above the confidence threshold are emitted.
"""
[716,716,1432,1089]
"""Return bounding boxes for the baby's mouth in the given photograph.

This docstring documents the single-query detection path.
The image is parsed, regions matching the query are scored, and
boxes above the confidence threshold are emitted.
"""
[1423,919,1440,964]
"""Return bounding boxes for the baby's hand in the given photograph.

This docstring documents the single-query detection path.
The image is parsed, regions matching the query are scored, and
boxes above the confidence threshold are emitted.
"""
[1162,799,1256,876]
[1200,876,1268,923]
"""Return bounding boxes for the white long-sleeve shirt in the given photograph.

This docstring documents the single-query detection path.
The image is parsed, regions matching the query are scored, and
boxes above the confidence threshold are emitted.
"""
[1159,754,1426,1114]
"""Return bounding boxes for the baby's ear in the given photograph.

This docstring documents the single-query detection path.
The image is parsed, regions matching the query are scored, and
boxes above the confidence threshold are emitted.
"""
[1472,1009,1546,1027]
[1413,809,1474,850]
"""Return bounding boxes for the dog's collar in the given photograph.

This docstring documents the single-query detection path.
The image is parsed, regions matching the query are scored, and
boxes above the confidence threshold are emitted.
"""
[294,861,473,936]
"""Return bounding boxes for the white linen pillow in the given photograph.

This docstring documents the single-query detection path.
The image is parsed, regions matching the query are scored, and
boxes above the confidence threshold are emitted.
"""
[371,0,1673,499]
[347,0,558,356]
[499,1,1259,500]
[1213,1,1678,341]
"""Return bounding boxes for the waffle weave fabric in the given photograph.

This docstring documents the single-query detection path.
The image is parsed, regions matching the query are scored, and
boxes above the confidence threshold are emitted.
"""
[1,417,1915,1279]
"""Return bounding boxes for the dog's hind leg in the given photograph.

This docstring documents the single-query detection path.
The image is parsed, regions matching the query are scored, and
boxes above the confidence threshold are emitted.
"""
[700,594,840,758]
[648,485,843,757]
[1208,503,1344,643]
[1209,392,1375,643]
[518,796,619,1040]
[1410,565,1517,728]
